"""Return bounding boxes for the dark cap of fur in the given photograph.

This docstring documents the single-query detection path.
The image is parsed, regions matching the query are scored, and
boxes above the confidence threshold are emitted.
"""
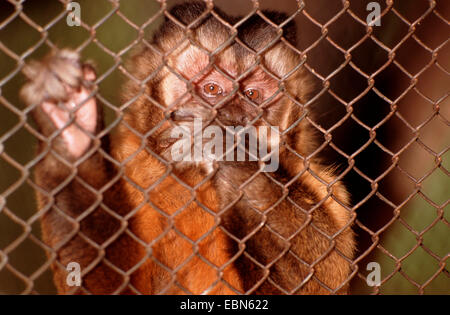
[154,1,297,49]
[238,11,297,50]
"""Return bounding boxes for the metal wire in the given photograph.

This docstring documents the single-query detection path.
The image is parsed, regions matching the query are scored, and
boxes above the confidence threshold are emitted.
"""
[0,0,448,295]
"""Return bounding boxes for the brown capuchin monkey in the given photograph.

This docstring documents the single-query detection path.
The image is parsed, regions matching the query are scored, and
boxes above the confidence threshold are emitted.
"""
[20,2,355,294]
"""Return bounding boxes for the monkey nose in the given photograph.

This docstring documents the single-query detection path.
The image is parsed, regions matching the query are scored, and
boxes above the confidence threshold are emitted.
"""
[217,106,249,126]
[170,109,196,121]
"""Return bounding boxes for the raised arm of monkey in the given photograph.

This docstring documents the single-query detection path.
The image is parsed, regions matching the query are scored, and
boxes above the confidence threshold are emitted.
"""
[20,2,355,294]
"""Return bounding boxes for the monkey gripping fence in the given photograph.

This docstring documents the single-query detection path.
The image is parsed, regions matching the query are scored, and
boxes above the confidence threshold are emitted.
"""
[0,0,448,294]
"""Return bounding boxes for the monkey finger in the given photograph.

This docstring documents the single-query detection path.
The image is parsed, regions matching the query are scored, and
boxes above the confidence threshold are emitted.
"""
[41,101,70,130]
[42,100,93,158]
[61,124,92,158]
[41,99,95,158]
[71,88,98,134]
[82,64,97,82]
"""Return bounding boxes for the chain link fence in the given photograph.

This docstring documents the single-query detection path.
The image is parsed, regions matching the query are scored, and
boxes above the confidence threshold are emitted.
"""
[0,0,448,294]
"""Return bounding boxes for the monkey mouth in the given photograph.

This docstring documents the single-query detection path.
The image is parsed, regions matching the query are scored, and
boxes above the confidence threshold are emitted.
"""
[169,106,213,122]
[157,137,179,149]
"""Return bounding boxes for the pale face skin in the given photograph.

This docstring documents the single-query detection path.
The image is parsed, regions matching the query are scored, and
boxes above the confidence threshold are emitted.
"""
[154,44,288,167]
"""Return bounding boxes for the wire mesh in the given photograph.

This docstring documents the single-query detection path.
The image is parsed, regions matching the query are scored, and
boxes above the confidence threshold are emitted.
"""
[0,0,448,294]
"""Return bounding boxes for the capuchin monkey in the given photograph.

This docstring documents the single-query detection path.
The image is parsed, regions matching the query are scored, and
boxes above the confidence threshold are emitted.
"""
[20,2,355,294]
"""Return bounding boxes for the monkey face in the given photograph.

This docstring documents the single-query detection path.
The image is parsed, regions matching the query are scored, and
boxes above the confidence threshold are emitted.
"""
[122,9,314,170]
[155,45,287,167]
[163,50,282,124]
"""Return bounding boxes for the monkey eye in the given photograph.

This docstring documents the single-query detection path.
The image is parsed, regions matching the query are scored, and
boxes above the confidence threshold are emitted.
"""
[244,89,261,102]
[203,83,223,96]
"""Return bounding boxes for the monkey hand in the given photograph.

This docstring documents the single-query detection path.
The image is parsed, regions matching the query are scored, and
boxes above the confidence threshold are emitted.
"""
[20,49,98,159]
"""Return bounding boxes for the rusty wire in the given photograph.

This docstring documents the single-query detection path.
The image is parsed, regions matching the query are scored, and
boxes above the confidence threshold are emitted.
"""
[0,0,448,295]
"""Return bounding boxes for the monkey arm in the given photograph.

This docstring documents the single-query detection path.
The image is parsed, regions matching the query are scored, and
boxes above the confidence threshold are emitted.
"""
[21,49,132,294]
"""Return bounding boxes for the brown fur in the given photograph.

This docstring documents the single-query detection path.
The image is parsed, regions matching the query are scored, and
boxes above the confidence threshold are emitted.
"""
[21,1,355,294]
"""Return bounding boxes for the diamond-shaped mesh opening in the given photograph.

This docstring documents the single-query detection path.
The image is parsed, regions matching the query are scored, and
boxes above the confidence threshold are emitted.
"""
[0,0,448,295]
